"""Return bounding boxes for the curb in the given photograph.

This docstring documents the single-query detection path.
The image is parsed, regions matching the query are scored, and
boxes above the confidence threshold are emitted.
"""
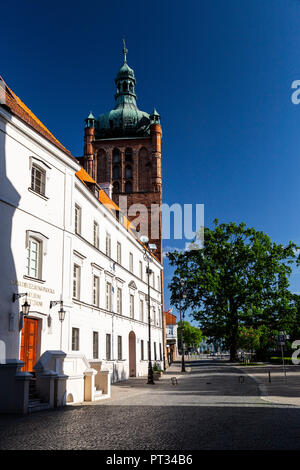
[232,365,300,407]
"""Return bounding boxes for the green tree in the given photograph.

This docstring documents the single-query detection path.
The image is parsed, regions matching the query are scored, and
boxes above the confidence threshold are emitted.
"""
[177,321,204,350]
[167,220,299,361]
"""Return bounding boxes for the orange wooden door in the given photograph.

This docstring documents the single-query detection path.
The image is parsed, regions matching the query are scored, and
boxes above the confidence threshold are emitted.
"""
[20,318,38,372]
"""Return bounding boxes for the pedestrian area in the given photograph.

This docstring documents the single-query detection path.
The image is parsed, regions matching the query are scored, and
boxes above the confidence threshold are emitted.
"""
[233,363,300,407]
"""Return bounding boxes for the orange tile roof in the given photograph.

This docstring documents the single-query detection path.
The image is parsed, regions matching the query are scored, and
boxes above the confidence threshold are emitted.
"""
[75,167,134,232]
[0,75,75,159]
[165,311,177,325]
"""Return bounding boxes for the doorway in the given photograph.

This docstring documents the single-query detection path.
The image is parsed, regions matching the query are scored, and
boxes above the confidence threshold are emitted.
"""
[128,331,136,377]
[20,317,38,372]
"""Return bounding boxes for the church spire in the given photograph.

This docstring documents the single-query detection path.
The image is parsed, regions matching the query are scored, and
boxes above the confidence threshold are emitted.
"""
[123,38,128,64]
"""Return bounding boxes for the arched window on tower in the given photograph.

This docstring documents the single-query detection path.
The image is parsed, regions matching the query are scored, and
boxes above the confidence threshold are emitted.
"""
[113,165,120,179]
[113,148,121,163]
[125,166,132,178]
[125,148,133,162]
[125,181,132,193]
[113,181,120,193]
[138,147,151,191]
[97,149,107,183]
[123,82,128,92]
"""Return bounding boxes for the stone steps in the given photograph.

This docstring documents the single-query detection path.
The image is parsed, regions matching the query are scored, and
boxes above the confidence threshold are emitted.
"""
[28,399,50,413]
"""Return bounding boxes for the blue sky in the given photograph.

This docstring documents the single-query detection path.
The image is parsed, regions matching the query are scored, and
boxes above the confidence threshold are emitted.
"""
[3,0,300,323]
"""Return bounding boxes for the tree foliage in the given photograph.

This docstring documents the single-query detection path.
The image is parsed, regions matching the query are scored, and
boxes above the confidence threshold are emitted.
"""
[177,321,204,349]
[167,220,299,361]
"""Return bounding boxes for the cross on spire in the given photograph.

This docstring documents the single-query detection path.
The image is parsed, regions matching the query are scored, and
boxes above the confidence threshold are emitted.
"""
[123,38,128,63]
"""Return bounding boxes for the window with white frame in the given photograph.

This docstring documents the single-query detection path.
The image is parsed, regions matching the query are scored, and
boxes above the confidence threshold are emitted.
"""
[93,275,100,307]
[129,252,133,273]
[106,282,112,311]
[117,287,122,314]
[26,237,42,279]
[73,264,81,299]
[75,204,82,235]
[93,221,99,248]
[106,233,111,257]
[117,242,122,264]
[93,331,99,359]
[72,328,80,351]
[117,335,122,360]
[153,307,156,326]
[130,294,134,318]
[141,339,144,360]
[139,299,144,322]
[106,333,111,360]
[31,163,46,196]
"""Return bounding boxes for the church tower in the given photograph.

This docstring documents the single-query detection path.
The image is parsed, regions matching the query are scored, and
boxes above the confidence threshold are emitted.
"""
[82,42,163,262]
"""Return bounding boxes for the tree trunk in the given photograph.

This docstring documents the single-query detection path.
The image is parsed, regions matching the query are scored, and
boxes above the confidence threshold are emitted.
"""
[229,303,239,362]
[230,343,238,362]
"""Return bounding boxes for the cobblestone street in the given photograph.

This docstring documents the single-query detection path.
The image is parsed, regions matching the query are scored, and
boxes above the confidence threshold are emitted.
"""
[1,359,300,450]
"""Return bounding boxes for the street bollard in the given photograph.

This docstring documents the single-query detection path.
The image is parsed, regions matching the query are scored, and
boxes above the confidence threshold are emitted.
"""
[269,371,271,383]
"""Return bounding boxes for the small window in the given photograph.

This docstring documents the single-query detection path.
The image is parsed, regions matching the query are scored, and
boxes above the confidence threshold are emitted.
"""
[129,252,133,273]
[113,165,120,179]
[106,334,111,360]
[73,264,81,299]
[125,166,132,178]
[125,148,133,162]
[139,261,143,280]
[130,294,134,319]
[93,332,99,359]
[141,340,144,361]
[106,282,112,311]
[72,328,80,351]
[106,233,111,257]
[117,336,122,360]
[159,343,162,361]
[117,287,122,314]
[75,204,81,235]
[154,342,157,361]
[139,299,144,322]
[113,148,121,163]
[125,181,132,193]
[26,237,42,279]
[117,242,122,264]
[93,275,99,307]
[31,163,46,196]
[93,221,99,248]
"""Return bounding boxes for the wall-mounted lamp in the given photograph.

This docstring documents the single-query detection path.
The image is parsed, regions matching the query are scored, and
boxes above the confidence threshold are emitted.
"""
[50,300,66,349]
[12,293,31,316]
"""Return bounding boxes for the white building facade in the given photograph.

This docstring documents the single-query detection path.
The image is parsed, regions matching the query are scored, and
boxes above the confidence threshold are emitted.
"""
[0,79,164,412]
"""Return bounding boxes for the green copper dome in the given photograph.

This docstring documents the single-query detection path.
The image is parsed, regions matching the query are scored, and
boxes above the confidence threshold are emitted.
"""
[116,62,135,80]
[97,42,151,138]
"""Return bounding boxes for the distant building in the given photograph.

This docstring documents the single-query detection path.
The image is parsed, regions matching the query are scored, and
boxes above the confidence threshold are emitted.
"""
[165,310,178,364]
